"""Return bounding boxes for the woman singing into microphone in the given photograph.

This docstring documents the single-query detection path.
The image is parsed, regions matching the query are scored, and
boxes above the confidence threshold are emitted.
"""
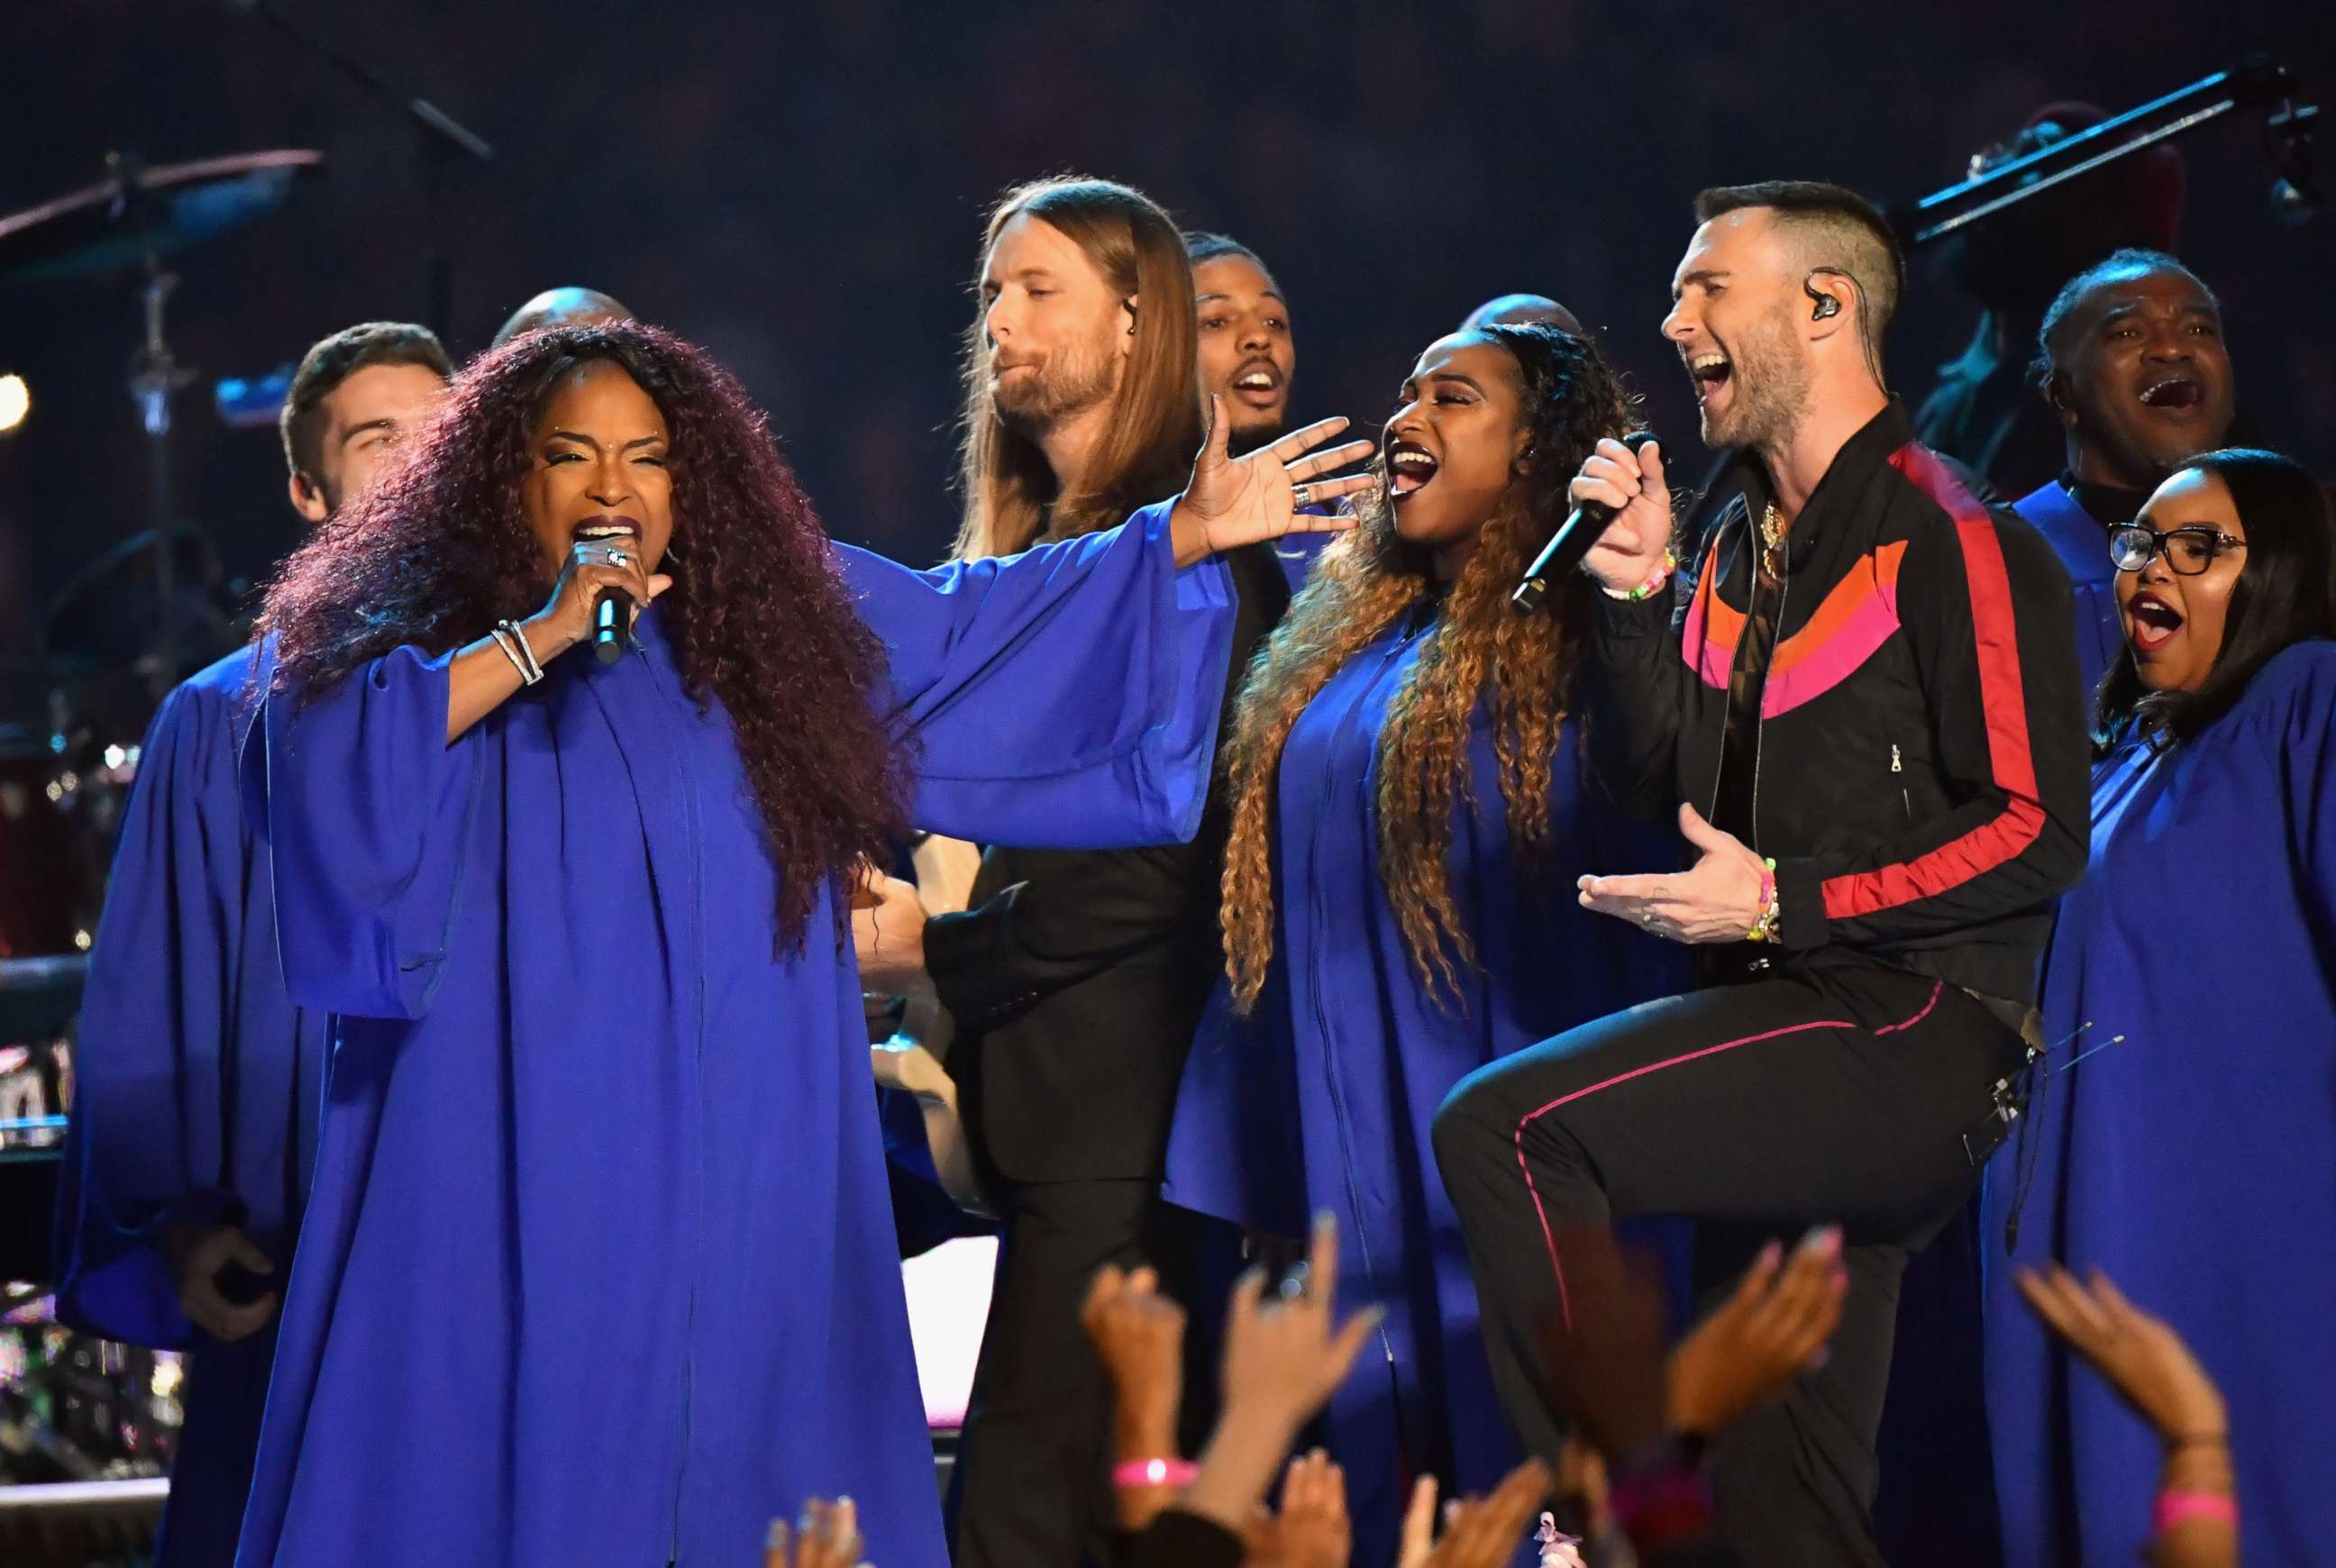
[1167,324,1683,1562]
[237,322,1367,1568]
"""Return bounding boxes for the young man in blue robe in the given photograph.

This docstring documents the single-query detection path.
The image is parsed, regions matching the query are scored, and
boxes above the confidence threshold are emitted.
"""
[52,322,454,1567]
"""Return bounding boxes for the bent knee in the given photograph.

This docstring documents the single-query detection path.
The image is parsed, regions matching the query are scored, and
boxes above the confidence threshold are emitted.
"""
[1432,1062,1514,1170]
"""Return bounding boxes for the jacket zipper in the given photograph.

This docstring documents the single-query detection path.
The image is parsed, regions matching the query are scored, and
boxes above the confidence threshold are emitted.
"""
[1893,743,1912,823]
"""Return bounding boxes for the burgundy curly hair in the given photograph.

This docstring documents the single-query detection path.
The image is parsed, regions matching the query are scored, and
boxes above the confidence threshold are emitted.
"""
[255,321,911,951]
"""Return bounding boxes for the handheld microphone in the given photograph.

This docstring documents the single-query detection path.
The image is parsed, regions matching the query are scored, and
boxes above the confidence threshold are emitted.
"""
[1510,429,1660,615]
[591,589,631,666]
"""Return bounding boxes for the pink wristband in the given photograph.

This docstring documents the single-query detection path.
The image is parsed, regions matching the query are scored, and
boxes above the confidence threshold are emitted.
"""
[1112,1456,1199,1490]
[2153,1489,2237,1534]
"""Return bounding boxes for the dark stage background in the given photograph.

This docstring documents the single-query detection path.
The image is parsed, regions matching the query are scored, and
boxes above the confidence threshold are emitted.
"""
[2,0,2331,698]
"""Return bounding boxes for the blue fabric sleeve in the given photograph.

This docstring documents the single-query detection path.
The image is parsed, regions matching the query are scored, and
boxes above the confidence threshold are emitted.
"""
[839,501,1235,850]
[52,681,242,1345]
[244,643,480,1020]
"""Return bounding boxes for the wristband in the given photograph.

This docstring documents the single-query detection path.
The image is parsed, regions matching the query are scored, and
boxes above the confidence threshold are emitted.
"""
[1601,548,1677,603]
[1609,1466,1713,1554]
[1747,856,1782,944]
[2153,1488,2237,1534]
[1112,1456,1199,1490]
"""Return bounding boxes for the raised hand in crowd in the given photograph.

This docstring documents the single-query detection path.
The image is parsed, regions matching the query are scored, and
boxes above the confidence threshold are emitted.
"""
[1534,1225,1674,1467]
[1081,1263,1191,1532]
[161,1222,278,1342]
[2016,1263,2235,1568]
[1667,1226,1848,1439]
[1129,1212,1382,1563]
[1392,1460,1554,1568]
[764,1496,870,1568]
[1240,1448,1351,1568]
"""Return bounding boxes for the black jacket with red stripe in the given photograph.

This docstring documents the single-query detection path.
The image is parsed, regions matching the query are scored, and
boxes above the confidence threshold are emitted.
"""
[1584,403,2090,1006]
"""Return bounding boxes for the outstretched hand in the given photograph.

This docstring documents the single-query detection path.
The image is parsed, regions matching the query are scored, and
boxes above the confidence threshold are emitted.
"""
[1668,1226,1848,1438]
[1578,803,1769,944]
[1168,397,1376,567]
[765,1496,868,1568]
[1393,1461,1554,1568]
[2016,1263,2226,1445]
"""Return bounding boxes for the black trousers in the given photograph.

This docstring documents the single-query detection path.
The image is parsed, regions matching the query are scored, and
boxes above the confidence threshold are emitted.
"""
[1431,962,2022,1568]
[945,1179,1221,1568]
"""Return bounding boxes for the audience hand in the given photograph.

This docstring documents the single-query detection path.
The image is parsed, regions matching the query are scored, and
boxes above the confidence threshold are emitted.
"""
[162,1223,278,1342]
[2015,1263,2226,1447]
[1255,1449,1350,1568]
[1393,1461,1553,1568]
[764,1496,868,1568]
[1172,1213,1382,1539]
[1218,1213,1382,1439]
[1668,1225,1848,1438]
[1534,1225,1671,1466]
[1082,1263,1189,1455]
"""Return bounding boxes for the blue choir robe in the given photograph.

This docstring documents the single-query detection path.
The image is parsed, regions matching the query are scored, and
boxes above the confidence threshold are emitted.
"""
[1165,604,1684,1561]
[1982,641,2336,1567]
[236,506,1233,1568]
[2012,479,2122,694]
[52,646,333,1568]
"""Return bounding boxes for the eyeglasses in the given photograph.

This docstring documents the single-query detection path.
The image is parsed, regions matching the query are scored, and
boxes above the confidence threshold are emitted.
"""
[2107,523,2248,576]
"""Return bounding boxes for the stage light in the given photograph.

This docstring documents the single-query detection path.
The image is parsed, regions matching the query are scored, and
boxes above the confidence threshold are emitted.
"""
[0,373,27,434]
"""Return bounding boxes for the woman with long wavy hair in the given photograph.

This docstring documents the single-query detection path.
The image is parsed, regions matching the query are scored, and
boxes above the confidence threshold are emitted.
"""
[234,321,1365,1568]
[1166,324,1684,1558]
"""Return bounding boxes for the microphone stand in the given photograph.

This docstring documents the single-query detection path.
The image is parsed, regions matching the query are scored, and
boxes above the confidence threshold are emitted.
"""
[224,1,506,337]
[1895,53,2320,244]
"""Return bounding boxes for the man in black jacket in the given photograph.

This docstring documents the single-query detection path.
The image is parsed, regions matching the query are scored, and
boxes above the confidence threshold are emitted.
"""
[904,180,1298,1568]
[1432,182,2089,1566]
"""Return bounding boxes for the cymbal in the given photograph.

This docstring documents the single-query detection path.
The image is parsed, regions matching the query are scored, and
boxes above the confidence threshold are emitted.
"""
[0,149,326,285]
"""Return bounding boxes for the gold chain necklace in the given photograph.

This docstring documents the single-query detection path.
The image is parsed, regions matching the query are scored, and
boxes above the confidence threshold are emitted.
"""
[1760,502,1788,577]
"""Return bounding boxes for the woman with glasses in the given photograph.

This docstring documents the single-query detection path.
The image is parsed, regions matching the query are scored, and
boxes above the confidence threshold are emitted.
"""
[1982,448,2336,1568]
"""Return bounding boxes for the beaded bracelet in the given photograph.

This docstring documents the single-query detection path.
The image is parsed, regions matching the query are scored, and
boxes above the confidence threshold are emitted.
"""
[1601,548,1677,603]
[1747,856,1782,944]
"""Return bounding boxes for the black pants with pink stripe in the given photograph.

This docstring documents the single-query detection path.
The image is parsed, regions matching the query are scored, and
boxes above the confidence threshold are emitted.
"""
[1431,960,2022,1568]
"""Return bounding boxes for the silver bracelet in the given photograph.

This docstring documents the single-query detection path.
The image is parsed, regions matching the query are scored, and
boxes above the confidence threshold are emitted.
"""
[497,619,545,683]
[488,623,543,687]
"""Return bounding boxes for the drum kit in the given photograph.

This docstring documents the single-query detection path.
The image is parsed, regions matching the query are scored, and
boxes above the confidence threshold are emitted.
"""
[0,147,329,1493]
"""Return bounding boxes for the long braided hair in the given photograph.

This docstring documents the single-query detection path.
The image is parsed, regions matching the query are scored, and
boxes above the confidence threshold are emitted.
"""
[1219,325,1637,1009]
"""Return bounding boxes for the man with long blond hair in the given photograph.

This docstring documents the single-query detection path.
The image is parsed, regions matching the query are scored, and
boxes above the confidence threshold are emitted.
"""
[890,177,1327,1568]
